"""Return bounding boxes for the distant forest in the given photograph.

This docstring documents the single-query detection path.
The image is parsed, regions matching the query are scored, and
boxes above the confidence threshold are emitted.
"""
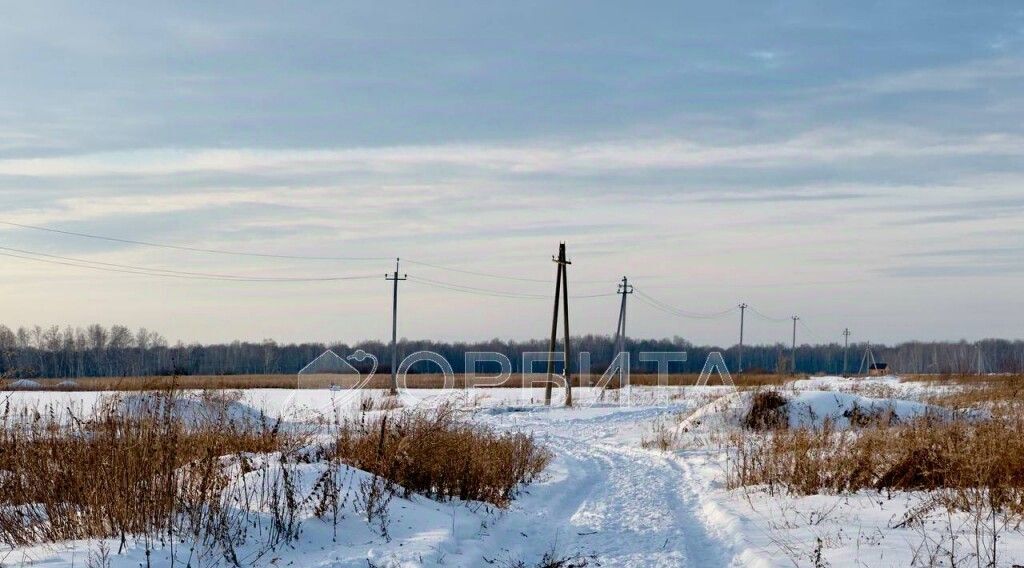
[1,324,1022,379]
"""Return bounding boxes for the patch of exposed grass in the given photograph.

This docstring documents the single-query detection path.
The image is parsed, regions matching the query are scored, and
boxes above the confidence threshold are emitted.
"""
[333,402,551,508]
[0,388,300,547]
[742,389,790,431]
[727,413,1024,517]
[0,390,554,555]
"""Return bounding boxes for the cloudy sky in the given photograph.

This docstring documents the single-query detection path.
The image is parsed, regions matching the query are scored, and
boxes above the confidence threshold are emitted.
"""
[1,1,1022,346]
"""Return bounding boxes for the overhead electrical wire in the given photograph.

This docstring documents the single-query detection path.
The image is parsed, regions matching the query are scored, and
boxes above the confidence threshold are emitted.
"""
[798,319,827,344]
[1,220,612,284]
[404,258,613,285]
[0,247,381,282]
[407,275,618,300]
[0,220,825,336]
[633,289,738,320]
[639,292,739,318]
[4,227,831,339]
[0,220,390,261]
[404,259,551,283]
[406,275,550,299]
[747,306,791,323]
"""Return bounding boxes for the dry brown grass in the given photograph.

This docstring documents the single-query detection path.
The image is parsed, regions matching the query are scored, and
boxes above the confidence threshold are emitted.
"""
[742,390,790,431]
[916,375,1024,415]
[724,379,1024,566]
[727,411,1024,515]
[333,402,551,508]
[726,410,1024,565]
[1,372,791,391]
[902,373,1024,386]
[0,387,301,549]
[0,387,553,553]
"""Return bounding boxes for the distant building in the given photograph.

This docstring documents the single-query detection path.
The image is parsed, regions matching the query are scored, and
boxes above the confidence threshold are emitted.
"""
[868,362,889,376]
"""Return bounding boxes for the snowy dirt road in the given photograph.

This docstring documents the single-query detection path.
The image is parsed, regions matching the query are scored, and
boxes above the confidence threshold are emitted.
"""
[457,404,741,567]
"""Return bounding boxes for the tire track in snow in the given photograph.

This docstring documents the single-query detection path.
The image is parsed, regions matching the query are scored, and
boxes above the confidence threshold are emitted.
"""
[464,407,734,567]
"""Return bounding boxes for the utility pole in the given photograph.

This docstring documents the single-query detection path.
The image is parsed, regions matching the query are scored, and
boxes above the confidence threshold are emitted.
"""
[791,316,799,375]
[545,243,573,407]
[613,276,633,357]
[737,303,748,373]
[386,258,407,394]
[562,247,572,407]
[607,276,633,393]
[842,328,851,377]
[859,343,877,376]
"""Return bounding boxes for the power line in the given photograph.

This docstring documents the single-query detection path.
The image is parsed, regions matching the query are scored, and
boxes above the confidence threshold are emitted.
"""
[0,245,375,281]
[634,294,711,319]
[0,239,620,295]
[406,275,617,300]
[2,221,831,337]
[798,319,823,344]
[2,220,616,284]
[0,220,390,261]
[0,246,381,282]
[633,294,697,320]
[746,306,790,323]
[407,275,550,299]
[633,289,738,320]
[405,259,614,285]
[405,259,552,283]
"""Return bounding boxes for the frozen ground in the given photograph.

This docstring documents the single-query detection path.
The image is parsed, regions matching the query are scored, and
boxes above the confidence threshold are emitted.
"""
[3,377,1024,567]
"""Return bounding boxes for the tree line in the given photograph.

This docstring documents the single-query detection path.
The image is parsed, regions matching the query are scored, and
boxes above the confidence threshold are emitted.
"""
[1,323,1022,379]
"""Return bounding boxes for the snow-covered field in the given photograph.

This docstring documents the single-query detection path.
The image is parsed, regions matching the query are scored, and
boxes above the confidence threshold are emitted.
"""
[3,377,1023,567]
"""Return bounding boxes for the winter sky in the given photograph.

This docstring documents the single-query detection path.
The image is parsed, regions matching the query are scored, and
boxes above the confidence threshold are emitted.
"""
[1,2,1022,346]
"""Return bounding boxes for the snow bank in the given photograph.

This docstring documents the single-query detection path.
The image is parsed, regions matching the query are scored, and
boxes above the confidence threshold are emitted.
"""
[4,379,42,389]
[789,374,902,390]
[674,386,959,434]
[117,392,276,428]
[785,390,950,428]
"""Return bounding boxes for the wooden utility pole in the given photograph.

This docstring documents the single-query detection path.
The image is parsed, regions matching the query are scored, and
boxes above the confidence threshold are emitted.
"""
[737,303,748,373]
[613,276,633,358]
[842,328,851,377]
[386,258,407,394]
[790,316,799,375]
[561,247,571,407]
[544,243,573,406]
[604,276,632,393]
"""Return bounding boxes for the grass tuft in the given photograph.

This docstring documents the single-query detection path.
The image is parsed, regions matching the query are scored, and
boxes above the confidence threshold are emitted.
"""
[334,402,551,507]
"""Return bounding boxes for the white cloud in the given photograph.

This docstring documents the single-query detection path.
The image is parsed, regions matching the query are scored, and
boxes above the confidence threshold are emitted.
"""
[1,127,1021,180]
[828,58,1024,95]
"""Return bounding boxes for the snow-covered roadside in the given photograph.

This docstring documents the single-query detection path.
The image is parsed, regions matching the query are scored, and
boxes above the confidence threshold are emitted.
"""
[668,375,1024,567]
[5,378,1024,567]
[2,386,751,567]
[681,450,1024,567]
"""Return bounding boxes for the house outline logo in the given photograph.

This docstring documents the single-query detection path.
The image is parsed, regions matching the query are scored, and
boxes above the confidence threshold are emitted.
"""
[297,349,378,389]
